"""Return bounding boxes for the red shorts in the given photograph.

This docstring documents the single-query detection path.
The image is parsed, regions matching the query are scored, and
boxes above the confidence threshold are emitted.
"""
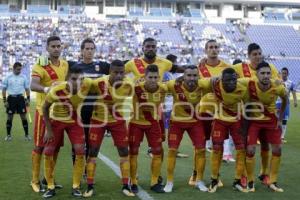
[34,110,46,147]
[211,120,245,150]
[247,117,281,145]
[129,122,162,149]
[89,119,128,148]
[168,121,205,149]
[44,120,85,156]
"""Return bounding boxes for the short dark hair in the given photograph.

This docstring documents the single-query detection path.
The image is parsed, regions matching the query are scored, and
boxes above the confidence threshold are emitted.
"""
[232,59,242,65]
[166,54,177,63]
[205,39,217,49]
[281,67,289,74]
[47,36,61,46]
[248,43,261,55]
[185,65,198,70]
[256,61,271,71]
[81,38,96,50]
[13,62,22,69]
[143,37,156,45]
[110,59,124,68]
[145,64,159,75]
[222,67,237,77]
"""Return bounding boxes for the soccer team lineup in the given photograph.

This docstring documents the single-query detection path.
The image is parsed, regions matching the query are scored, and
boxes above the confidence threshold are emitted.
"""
[1,33,298,199]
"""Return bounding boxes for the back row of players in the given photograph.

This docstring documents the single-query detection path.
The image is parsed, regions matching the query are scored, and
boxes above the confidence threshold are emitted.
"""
[29,36,295,198]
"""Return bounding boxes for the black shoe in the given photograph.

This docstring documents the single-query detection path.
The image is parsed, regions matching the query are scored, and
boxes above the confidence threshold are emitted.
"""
[248,181,255,192]
[208,178,219,193]
[131,184,139,194]
[150,183,165,193]
[72,188,83,197]
[42,178,63,189]
[158,176,163,185]
[43,189,56,199]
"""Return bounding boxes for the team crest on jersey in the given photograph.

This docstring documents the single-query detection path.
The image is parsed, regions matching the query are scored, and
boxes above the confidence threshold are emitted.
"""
[95,65,100,72]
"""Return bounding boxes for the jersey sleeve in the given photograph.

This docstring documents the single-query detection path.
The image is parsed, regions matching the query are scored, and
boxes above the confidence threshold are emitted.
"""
[166,80,174,92]
[31,65,44,79]
[238,78,251,87]
[2,75,8,89]
[291,82,295,92]
[270,64,280,79]
[45,88,58,104]
[163,59,173,72]
[125,60,134,74]
[99,61,110,75]
[277,85,287,98]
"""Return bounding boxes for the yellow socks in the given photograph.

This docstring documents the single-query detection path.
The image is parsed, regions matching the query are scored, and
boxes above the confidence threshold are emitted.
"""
[210,150,222,179]
[86,157,97,185]
[195,148,206,181]
[270,155,281,184]
[246,156,255,182]
[31,151,42,184]
[73,155,85,189]
[44,155,55,189]
[120,156,130,184]
[260,150,270,175]
[235,149,246,179]
[129,155,138,185]
[151,154,162,186]
[167,148,177,182]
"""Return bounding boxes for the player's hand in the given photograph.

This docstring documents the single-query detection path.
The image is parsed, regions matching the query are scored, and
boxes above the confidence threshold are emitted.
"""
[135,77,145,84]
[25,99,30,106]
[43,130,54,144]
[37,55,49,67]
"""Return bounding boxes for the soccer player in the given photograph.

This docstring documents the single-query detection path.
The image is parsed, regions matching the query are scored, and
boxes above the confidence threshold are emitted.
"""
[207,68,248,193]
[71,38,110,165]
[163,65,212,193]
[276,67,297,143]
[30,36,69,192]
[42,67,92,198]
[233,43,280,185]
[83,60,135,197]
[129,64,167,193]
[2,62,30,141]
[125,37,183,82]
[244,61,287,192]
[189,39,230,186]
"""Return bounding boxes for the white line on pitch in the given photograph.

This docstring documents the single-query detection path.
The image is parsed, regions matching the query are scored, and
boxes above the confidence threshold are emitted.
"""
[98,153,154,200]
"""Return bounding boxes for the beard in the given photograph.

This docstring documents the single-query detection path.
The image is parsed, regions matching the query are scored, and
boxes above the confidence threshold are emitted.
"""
[144,52,156,60]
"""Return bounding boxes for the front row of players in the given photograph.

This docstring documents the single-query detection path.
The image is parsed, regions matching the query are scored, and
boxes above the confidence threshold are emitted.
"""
[41,60,287,198]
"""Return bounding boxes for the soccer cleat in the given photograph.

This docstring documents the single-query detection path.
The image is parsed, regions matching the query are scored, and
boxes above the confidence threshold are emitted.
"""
[188,170,197,186]
[269,182,284,192]
[196,180,208,192]
[217,179,224,187]
[122,184,135,197]
[281,138,287,143]
[72,188,83,197]
[176,152,189,158]
[164,182,173,193]
[83,184,94,198]
[247,181,255,192]
[233,179,248,193]
[147,148,153,158]
[258,174,270,185]
[42,189,56,199]
[25,135,32,141]
[208,178,218,193]
[131,184,139,194]
[4,135,12,141]
[150,183,165,193]
[42,178,63,189]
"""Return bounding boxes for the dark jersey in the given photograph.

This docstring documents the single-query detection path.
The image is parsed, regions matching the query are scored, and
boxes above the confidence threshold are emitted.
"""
[68,61,110,78]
